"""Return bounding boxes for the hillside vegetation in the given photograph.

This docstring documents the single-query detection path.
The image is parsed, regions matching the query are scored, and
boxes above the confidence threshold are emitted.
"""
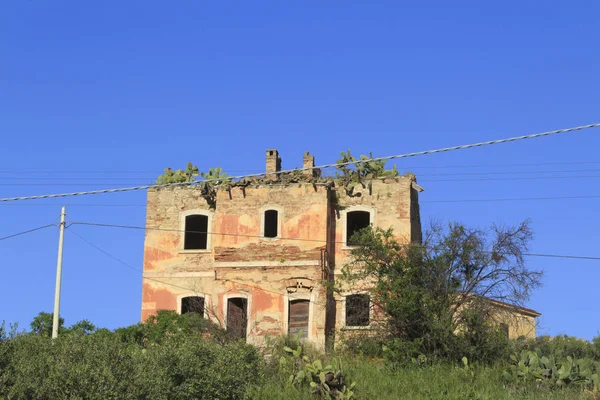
[2,312,600,399]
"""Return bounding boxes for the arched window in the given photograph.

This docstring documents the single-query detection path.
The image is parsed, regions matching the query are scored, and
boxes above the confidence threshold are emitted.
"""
[346,211,371,246]
[181,296,205,316]
[264,209,279,238]
[184,214,208,250]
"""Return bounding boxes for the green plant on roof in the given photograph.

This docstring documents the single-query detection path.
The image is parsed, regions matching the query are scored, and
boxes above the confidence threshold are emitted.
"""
[335,150,398,196]
[155,162,199,184]
[200,167,231,185]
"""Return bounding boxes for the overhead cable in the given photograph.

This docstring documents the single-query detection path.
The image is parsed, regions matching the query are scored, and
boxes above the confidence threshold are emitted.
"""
[3,193,600,207]
[69,229,326,306]
[0,122,598,203]
[0,224,56,242]
[71,220,600,261]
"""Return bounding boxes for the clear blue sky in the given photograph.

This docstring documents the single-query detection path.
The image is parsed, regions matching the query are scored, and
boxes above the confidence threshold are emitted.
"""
[1,1,598,339]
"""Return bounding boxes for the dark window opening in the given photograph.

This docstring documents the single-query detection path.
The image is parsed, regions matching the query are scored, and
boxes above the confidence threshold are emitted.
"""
[227,298,248,341]
[346,211,370,246]
[269,150,274,156]
[184,214,208,250]
[346,294,370,327]
[264,210,279,238]
[289,299,309,339]
[181,296,205,316]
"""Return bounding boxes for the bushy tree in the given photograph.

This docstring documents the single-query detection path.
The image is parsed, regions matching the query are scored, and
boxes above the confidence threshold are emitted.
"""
[340,220,542,362]
[30,312,64,337]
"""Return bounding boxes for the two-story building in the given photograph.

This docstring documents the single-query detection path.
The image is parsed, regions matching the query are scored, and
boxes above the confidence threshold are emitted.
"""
[141,149,422,349]
[141,149,539,348]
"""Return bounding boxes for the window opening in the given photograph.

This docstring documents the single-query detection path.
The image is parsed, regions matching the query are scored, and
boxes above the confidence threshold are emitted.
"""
[264,210,278,238]
[181,296,205,316]
[346,211,370,246]
[346,294,370,327]
[184,214,208,250]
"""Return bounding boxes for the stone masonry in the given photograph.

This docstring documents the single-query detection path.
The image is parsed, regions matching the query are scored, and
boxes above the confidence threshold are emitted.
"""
[141,149,423,349]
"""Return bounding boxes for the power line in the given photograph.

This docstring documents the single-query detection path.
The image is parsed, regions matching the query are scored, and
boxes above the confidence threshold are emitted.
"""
[5,174,600,186]
[422,175,600,183]
[0,122,597,203]
[0,224,56,242]
[69,229,327,306]
[2,203,141,208]
[416,168,600,177]
[5,166,600,186]
[523,253,600,261]
[4,167,600,181]
[68,228,142,274]
[421,195,600,203]
[68,229,209,294]
[0,169,264,174]
[396,160,600,170]
[3,193,600,207]
[1,161,600,177]
[71,220,600,261]
[1,162,599,180]
[70,221,340,244]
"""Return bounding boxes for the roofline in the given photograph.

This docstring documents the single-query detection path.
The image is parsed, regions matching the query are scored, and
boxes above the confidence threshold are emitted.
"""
[486,298,542,317]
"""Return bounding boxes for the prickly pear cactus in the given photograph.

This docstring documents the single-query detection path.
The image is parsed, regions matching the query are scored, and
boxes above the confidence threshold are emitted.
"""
[335,150,399,196]
[155,162,199,184]
[200,167,231,185]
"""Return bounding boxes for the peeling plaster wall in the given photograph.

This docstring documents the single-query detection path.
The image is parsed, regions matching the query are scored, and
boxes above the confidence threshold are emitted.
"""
[141,178,423,349]
[142,184,330,349]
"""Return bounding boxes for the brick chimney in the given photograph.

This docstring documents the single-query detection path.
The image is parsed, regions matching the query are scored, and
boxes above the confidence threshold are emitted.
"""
[302,151,316,177]
[266,149,281,178]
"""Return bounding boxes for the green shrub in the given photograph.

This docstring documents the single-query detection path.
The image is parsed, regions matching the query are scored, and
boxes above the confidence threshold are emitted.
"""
[114,310,229,346]
[0,334,139,400]
[137,336,262,400]
[338,333,388,359]
[0,314,261,400]
[513,335,600,362]
[503,349,600,391]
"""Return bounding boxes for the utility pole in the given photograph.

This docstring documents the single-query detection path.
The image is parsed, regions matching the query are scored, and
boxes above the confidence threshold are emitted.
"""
[52,206,66,339]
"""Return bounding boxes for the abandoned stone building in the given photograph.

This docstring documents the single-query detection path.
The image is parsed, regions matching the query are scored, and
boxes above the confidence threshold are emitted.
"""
[141,149,539,348]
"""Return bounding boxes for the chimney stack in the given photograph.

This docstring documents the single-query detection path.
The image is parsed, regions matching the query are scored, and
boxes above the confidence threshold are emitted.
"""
[303,151,319,178]
[266,149,281,178]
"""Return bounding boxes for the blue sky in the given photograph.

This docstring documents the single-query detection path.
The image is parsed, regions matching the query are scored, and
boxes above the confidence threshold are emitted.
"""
[1,1,598,339]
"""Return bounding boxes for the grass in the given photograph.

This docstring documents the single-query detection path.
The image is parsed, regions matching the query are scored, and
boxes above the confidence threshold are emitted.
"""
[248,356,596,400]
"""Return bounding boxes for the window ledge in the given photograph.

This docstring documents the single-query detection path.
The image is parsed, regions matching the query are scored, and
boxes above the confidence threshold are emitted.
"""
[342,326,376,331]
[341,245,359,251]
[260,237,281,242]
[179,249,211,254]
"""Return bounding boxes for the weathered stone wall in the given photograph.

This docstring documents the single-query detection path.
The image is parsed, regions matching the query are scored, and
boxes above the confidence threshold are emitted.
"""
[331,176,419,337]
[141,176,426,349]
[143,187,214,274]
[142,184,330,349]
[489,306,538,339]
